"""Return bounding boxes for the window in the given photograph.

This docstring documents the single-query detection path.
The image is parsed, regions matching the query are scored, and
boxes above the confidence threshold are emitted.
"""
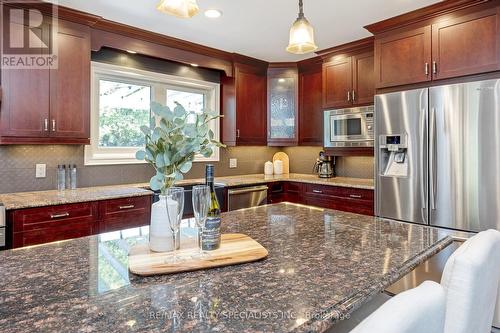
[85,62,220,165]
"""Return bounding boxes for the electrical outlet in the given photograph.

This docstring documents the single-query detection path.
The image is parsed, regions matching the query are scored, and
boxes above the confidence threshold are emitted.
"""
[229,158,237,169]
[35,164,46,178]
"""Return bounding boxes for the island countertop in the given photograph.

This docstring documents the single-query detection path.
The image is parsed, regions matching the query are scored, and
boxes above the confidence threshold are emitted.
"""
[0,203,451,333]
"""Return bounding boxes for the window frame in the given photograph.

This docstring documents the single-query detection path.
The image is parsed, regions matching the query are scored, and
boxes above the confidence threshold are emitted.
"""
[85,62,221,166]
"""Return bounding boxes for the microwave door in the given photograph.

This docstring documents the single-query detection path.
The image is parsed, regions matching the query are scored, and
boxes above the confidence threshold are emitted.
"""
[330,114,364,141]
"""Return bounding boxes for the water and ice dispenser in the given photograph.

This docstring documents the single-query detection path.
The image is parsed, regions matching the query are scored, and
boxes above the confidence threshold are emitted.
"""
[378,134,408,177]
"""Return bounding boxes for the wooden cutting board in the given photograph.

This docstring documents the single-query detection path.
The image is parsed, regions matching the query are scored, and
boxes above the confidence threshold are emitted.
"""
[272,152,290,174]
[128,233,268,276]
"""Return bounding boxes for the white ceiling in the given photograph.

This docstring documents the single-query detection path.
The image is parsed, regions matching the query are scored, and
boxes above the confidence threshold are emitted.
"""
[50,0,441,62]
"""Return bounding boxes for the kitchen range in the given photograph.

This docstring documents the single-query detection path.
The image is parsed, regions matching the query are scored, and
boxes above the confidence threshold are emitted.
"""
[1,0,500,332]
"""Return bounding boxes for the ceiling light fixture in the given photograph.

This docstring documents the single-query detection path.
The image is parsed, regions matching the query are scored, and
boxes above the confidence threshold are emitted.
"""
[156,0,199,19]
[204,9,222,18]
[286,0,318,54]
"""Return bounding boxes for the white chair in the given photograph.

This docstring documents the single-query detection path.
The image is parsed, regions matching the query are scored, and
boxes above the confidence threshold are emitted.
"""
[441,229,500,333]
[350,281,446,333]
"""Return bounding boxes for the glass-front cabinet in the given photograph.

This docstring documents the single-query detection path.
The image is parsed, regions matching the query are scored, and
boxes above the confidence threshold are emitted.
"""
[267,66,298,146]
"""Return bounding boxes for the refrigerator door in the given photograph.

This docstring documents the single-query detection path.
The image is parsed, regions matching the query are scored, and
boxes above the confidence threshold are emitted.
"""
[375,88,428,224]
[430,79,500,232]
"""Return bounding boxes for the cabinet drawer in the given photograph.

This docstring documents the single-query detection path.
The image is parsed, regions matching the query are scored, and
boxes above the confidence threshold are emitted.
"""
[99,196,152,233]
[304,194,374,216]
[11,202,98,232]
[13,221,95,248]
[285,182,303,194]
[306,184,374,200]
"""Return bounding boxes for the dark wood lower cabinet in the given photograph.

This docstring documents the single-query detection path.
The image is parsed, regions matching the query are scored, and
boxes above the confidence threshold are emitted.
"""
[8,195,152,248]
[267,181,374,216]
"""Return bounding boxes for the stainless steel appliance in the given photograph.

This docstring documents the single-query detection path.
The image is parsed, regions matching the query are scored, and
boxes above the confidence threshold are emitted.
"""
[375,79,500,233]
[324,106,374,148]
[313,151,335,178]
[0,203,5,248]
[228,185,268,211]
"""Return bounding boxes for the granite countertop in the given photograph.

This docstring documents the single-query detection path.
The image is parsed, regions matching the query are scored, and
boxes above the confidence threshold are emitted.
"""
[0,184,153,211]
[0,173,373,211]
[0,203,452,333]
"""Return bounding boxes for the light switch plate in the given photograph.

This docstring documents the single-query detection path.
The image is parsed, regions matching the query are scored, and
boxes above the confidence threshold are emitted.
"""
[229,158,237,169]
[35,164,46,178]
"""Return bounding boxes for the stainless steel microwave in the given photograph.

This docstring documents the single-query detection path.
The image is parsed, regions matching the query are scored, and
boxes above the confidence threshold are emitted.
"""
[324,106,374,148]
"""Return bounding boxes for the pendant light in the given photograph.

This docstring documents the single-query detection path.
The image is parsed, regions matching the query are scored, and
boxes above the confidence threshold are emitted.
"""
[286,0,318,54]
[157,0,200,19]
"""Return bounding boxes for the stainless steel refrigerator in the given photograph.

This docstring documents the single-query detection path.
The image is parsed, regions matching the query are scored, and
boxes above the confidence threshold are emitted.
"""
[375,79,500,233]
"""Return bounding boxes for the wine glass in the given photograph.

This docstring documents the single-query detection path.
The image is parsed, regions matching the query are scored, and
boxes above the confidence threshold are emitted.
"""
[192,185,210,257]
[166,187,184,263]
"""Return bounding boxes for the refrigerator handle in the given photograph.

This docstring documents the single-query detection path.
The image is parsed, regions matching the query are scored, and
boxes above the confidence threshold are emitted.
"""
[419,108,427,213]
[429,107,437,210]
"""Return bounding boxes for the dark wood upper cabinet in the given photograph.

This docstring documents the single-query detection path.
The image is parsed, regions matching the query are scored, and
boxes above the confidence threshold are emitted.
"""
[432,7,500,80]
[50,20,91,139]
[267,66,298,146]
[222,60,268,146]
[0,15,91,144]
[352,52,375,105]
[374,26,432,88]
[298,59,323,146]
[322,57,352,109]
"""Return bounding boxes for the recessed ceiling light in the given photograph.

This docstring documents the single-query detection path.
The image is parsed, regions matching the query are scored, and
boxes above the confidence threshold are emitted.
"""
[190,63,199,67]
[204,9,222,18]
[126,50,137,54]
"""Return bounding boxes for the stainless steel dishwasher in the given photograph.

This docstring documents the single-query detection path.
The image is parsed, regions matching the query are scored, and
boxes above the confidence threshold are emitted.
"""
[227,185,268,211]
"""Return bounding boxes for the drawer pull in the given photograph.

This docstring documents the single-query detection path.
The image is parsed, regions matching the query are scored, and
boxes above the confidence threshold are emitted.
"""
[50,212,70,219]
[349,194,363,199]
[119,205,135,210]
[312,190,323,194]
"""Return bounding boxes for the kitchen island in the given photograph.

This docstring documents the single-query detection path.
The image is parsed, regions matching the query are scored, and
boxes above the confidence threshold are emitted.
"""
[0,203,452,332]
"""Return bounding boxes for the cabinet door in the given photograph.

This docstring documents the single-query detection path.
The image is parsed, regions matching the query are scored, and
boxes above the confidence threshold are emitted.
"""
[374,26,432,88]
[299,67,323,146]
[322,57,352,109]
[1,69,50,137]
[352,52,374,106]
[267,67,298,146]
[0,8,50,138]
[50,20,90,139]
[235,65,267,145]
[432,8,500,80]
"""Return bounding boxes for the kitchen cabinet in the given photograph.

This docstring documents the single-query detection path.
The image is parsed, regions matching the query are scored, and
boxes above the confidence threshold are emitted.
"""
[222,60,268,146]
[298,58,323,146]
[322,51,374,109]
[374,26,432,88]
[267,181,374,216]
[50,20,91,139]
[8,195,152,248]
[267,66,298,146]
[322,57,353,109]
[373,6,500,88]
[431,7,500,80]
[10,202,99,248]
[0,18,91,144]
[98,196,152,233]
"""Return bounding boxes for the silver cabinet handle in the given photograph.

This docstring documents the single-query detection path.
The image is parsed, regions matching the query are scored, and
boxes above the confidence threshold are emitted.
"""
[52,119,56,132]
[432,61,437,75]
[44,119,49,132]
[236,129,240,138]
[352,90,356,102]
[349,194,362,199]
[425,63,429,76]
[429,107,437,210]
[312,189,323,194]
[119,205,135,210]
[347,91,351,102]
[50,212,70,219]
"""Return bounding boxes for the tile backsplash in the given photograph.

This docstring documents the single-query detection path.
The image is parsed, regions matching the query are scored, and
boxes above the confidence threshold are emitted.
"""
[0,145,373,194]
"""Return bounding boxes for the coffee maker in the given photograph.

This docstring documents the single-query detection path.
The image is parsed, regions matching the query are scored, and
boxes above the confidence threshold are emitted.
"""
[313,151,335,178]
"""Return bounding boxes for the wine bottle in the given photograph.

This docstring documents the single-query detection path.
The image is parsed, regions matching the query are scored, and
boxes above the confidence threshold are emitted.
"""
[202,164,221,251]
